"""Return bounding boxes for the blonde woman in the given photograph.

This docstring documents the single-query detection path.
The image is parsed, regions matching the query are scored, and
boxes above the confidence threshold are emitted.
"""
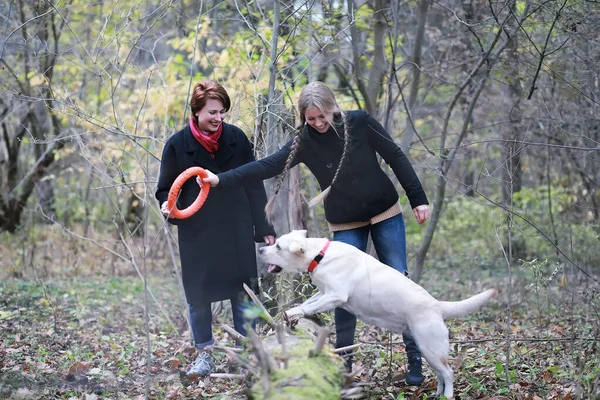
[203,81,430,385]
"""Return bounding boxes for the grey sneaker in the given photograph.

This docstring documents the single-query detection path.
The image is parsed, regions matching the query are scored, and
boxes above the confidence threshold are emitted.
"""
[187,351,214,376]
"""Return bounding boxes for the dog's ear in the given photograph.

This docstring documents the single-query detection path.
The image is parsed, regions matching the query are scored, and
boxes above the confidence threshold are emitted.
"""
[291,229,308,238]
[288,239,305,255]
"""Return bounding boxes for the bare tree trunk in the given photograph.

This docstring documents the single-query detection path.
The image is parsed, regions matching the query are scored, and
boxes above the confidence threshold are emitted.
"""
[255,92,301,313]
[399,0,430,152]
[256,3,304,313]
[383,0,404,131]
[0,1,64,232]
[501,4,526,261]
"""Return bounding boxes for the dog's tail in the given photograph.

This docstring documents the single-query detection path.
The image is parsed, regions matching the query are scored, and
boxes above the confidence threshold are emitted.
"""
[440,289,498,319]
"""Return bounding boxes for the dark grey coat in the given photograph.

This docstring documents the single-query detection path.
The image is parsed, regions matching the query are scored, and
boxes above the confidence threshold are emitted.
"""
[155,123,275,305]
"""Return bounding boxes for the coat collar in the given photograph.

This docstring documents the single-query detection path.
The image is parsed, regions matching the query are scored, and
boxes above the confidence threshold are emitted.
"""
[183,123,235,171]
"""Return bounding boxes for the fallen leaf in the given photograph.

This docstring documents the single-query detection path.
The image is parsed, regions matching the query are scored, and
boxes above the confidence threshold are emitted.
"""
[36,361,53,372]
[68,361,92,375]
[559,273,567,287]
[181,346,196,357]
[390,372,406,382]
[166,384,181,399]
[543,370,556,383]
[165,358,181,370]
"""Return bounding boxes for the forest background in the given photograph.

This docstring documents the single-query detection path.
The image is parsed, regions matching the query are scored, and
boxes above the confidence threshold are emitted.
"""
[0,0,599,399]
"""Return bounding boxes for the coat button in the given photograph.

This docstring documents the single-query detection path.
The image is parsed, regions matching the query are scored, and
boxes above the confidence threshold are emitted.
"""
[326,162,333,168]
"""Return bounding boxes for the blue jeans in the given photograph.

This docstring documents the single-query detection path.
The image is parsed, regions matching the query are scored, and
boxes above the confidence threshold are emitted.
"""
[332,213,422,362]
[188,292,256,349]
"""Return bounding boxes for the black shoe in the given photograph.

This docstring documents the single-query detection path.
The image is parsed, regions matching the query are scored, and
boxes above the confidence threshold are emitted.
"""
[342,354,353,373]
[405,356,424,386]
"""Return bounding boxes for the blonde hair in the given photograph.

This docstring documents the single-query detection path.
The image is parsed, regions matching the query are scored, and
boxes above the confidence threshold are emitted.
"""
[265,82,352,222]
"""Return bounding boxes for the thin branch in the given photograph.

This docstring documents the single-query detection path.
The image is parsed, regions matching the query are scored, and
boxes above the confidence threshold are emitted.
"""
[243,283,277,329]
[395,72,436,156]
[309,326,331,357]
[0,0,53,61]
[444,139,600,153]
[221,323,246,345]
[210,373,246,380]
[443,74,488,175]
[439,11,507,156]
[451,336,599,344]
[182,0,204,122]
[359,336,599,346]
[333,343,362,354]
[526,0,569,99]
[8,134,65,198]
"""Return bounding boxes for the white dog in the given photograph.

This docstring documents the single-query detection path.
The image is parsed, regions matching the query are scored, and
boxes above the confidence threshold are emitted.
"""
[258,230,497,398]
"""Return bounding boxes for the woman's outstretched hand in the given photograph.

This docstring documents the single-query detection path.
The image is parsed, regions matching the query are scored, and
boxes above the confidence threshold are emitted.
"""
[201,170,220,187]
[160,201,170,216]
[413,204,431,225]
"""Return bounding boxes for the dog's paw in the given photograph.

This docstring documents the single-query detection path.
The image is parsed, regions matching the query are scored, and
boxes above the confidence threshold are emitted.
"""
[286,306,304,317]
[282,311,301,329]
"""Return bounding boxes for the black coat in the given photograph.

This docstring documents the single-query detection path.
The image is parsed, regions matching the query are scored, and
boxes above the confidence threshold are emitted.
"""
[155,123,275,305]
[218,110,428,224]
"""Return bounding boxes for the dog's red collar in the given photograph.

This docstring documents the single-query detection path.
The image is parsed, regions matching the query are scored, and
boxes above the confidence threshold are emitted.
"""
[308,240,330,273]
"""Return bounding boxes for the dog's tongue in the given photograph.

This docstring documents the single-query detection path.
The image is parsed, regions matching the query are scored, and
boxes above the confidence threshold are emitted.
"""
[268,264,282,273]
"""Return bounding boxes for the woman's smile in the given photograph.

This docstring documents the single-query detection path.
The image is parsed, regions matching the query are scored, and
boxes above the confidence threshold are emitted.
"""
[305,106,333,133]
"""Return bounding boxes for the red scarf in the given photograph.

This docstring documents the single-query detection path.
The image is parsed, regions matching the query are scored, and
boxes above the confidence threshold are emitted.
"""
[189,117,222,158]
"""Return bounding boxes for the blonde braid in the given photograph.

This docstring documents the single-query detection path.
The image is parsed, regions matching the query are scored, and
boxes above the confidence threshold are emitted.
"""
[264,129,303,223]
[329,111,351,189]
[307,111,350,207]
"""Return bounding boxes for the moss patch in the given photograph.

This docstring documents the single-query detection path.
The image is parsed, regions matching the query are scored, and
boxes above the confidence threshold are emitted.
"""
[250,339,344,399]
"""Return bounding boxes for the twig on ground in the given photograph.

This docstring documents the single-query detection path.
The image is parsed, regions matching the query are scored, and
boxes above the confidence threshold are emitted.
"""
[243,283,277,330]
[248,327,273,374]
[214,344,259,376]
[220,323,245,344]
[333,343,362,354]
[310,326,331,357]
[210,373,245,380]
[212,343,243,353]
[275,322,288,368]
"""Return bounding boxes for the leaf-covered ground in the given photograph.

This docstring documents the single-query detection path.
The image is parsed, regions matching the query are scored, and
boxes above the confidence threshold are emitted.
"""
[1,262,598,399]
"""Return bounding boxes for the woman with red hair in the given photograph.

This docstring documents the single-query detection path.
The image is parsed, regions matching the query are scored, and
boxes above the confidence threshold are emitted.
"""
[155,81,275,376]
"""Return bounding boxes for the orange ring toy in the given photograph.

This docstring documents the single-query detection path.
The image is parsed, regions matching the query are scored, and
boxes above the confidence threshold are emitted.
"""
[167,167,211,219]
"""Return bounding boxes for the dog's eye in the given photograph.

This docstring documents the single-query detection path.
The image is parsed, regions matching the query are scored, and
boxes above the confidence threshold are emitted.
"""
[276,244,281,250]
